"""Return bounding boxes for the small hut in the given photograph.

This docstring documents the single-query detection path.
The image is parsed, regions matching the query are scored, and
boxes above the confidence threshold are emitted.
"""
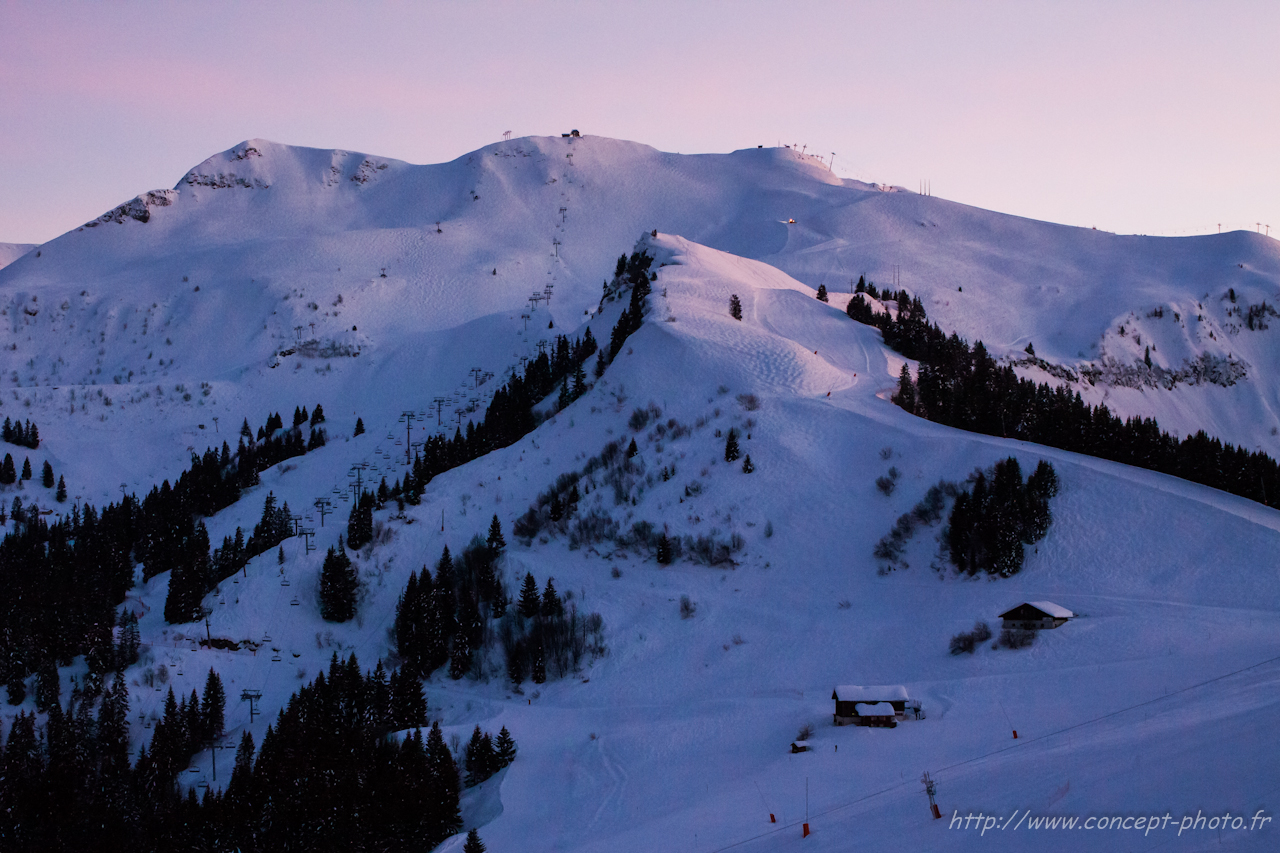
[999,602,1073,630]
[790,740,811,753]
[832,685,909,726]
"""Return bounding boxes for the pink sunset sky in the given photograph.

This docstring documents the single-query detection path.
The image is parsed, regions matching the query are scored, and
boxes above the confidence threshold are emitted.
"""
[1,1,1276,246]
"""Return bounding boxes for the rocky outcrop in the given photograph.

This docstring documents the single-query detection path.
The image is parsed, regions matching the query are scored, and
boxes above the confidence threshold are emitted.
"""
[83,189,178,227]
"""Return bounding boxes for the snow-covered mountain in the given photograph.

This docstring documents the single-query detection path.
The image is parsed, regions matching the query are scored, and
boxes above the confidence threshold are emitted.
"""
[2,136,1279,852]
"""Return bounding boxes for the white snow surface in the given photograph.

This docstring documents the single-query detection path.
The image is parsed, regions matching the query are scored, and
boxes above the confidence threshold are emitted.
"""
[0,137,1278,851]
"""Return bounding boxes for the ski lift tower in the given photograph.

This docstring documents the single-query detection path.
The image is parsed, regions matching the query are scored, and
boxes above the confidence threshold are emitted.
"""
[922,772,942,819]
[241,689,263,724]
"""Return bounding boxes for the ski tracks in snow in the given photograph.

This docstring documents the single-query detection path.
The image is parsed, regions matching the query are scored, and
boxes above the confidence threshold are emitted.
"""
[586,735,629,833]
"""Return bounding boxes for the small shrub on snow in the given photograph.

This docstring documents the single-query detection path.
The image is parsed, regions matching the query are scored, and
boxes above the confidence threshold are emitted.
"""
[628,403,662,432]
[949,621,993,655]
[998,628,1036,650]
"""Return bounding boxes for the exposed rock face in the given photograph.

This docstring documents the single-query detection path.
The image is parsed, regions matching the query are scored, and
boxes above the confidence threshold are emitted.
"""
[83,189,178,227]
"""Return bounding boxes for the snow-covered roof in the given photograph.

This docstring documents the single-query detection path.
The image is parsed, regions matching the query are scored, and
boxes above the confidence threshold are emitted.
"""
[791,740,811,747]
[833,685,909,702]
[854,702,897,717]
[1001,601,1074,619]
[1028,601,1074,618]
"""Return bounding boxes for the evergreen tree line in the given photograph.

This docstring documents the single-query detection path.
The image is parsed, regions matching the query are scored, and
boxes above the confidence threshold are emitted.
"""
[319,539,358,623]
[946,458,1058,577]
[0,453,62,501]
[172,404,326,521]
[500,571,606,688]
[0,654,461,852]
[394,523,509,681]
[0,668,225,852]
[1,403,328,694]
[382,249,650,514]
[346,489,376,549]
[2,416,40,449]
[188,652,447,852]
[1,499,139,695]
[602,250,654,369]
[845,284,1280,508]
[397,326,598,505]
[163,489,300,626]
[463,723,516,788]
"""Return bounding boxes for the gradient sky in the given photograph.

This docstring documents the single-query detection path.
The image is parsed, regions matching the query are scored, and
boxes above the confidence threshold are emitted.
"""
[1,1,1277,246]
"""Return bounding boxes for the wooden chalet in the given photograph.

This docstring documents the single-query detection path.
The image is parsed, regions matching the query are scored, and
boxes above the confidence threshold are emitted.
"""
[999,601,1074,630]
[832,685,909,727]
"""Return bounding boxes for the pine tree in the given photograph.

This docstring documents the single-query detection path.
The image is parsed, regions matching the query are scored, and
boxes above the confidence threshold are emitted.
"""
[1,453,14,485]
[40,459,53,488]
[346,490,374,550]
[165,555,207,625]
[816,284,829,302]
[449,631,471,680]
[427,721,463,834]
[487,514,506,555]
[729,293,743,320]
[742,454,755,473]
[464,725,486,787]
[505,640,526,687]
[226,728,255,804]
[1028,459,1060,499]
[353,416,365,436]
[892,363,917,414]
[495,726,517,766]
[390,667,427,728]
[277,545,285,565]
[572,360,587,400]
[655,532,672,564]
[116,609,141,670]
[530,641,546,684]
[311,403,325,424]
[34,659,59,712]
[395,570,423,673]
[724,428,740,463]
[319,545,358,622]
[6,670,26,705]
[540,578,562,619]
[518,572,541,619]
[627,438,638,458]
[202,668,225,742]
[463,829,486,853]
[369,661,392,730]
[55,475,67,502]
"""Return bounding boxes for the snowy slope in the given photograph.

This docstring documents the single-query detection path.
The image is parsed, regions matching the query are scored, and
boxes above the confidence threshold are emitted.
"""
[2,139,1279,852]
[2,134,1278,481]
[0,242,36,270]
